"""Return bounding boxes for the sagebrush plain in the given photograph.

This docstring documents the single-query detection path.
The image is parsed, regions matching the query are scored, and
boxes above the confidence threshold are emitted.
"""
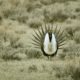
[0,0,80,80]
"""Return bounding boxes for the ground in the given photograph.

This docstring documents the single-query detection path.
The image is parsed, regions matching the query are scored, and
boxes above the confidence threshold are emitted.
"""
[0,57,80,80]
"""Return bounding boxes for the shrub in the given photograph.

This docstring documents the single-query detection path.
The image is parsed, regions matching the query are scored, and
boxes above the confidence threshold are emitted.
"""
[73,31,80,44]
[28,64,38,73]
[0,12,3,24]
[55,61,80,80]
[40,0,77,5]
[0,47,22,61]
[3,9,14,18]
[6,31,21,48]
[65,27,74,40]
[63,44,80,59]
[0,27,6,40]
[72,26,80,33]
[8,8,28,23]
[65,26,80,41]
[25,48,42,59]
[75,8,80,12]
[22,0,42,12]
[71,66,80,80]
[0,28,23,48]
[0,29,24,60]
[66,62,80,80]
[40,0,53,5]
[27,18,42,28]
[43,9,68,23]
[26,3,35,12]
[58,52,66,60]
[16,13,28,23]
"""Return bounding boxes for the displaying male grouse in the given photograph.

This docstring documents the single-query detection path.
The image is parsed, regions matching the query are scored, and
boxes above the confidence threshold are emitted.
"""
[31,24,66,59]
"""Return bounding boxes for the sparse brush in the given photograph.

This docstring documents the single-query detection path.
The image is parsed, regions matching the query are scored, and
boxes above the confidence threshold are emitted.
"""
[0,47,22,61]
[65,26,80,42]
[71,66,80,80]
[65,27,74,40]
[65,62,80,80]
[9,36,20,48]
[52,11,68,22]
[0,28,6,40]
[1,1,16,19]
[58,52,66,60]
[25,48,42,59]
[75,8,80,12]
[17,16,28,23]
[28,18,42,28]
[28,64,38,73]
[72,26,80,32]
[8,0,20,7]
[63,43,80,59]
[55,60,80,80]
[25,0,42,12]
[0,13,2,24]
[3,9,14,18]
[40,0,53,5]
[43,9,68,23]
[26,3,35,12]
[40,0,76,5]
[0,28,23,48]
[0,0,3,5]
[73,31,80,44]
[7,32,21,48]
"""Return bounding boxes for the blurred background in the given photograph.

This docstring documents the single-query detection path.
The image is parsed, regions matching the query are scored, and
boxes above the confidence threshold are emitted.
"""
[0,0,80,80]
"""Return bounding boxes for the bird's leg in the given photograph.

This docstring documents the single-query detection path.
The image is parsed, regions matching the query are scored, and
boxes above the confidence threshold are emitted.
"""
[48,56,51,60]
[48,56,49,60]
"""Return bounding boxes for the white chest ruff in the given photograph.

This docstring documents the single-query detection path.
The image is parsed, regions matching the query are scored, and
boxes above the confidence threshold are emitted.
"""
[43,33,57,55]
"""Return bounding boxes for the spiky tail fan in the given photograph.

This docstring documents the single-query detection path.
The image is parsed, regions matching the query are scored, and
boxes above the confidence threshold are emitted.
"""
[31,24,66,56]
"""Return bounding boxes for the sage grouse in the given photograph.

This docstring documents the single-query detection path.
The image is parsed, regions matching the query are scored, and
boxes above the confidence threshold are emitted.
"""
[31,24,66,59]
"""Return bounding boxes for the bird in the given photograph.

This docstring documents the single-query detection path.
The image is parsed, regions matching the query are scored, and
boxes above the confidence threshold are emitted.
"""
[31,24,66,59]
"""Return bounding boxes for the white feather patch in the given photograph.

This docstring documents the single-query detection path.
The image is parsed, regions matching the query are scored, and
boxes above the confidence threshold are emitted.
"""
[43,33,57,55]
